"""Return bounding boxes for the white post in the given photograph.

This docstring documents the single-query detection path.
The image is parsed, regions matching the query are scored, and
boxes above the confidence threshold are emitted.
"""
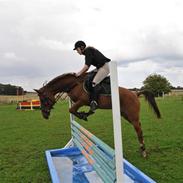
[69,99,74,122]
[64,99,74,148]
[110,61,124,183]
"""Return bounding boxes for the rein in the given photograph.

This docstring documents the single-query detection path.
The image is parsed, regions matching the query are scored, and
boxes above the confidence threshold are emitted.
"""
[55,92,67,102]
[54,78,82,102]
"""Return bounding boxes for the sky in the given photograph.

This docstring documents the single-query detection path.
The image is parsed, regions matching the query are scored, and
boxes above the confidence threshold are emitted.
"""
[0,0,183,91]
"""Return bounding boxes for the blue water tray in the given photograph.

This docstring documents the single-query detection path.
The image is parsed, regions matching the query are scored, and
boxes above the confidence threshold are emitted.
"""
[45,147,156,183]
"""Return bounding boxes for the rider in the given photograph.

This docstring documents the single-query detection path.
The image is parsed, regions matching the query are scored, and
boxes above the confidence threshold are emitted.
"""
[73,40,111,112]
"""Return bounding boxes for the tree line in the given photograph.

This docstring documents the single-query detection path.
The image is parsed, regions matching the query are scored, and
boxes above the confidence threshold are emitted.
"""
[0,84,24,95]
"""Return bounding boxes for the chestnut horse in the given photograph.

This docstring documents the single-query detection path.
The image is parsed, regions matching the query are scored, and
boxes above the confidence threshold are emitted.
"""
[35,73,161,157]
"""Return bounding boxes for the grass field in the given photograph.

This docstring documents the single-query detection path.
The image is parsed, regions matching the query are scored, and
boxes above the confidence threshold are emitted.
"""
[0,96,183,183]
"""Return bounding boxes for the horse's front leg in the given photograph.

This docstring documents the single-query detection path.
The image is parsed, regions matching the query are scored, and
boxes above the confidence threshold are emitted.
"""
[69,101,88,121]
[77,109,95,121]
[85,109,95,117]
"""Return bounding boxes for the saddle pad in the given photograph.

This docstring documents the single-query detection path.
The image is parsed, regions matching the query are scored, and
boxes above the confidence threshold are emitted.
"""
[84,71,111,96]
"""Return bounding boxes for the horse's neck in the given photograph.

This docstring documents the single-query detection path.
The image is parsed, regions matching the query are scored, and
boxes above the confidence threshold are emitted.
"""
[47,76,77,95]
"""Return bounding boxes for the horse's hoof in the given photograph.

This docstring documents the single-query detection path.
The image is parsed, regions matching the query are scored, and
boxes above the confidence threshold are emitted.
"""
[88,110,95,115]
[79,112,88,121]
[80,115,88,121]
[83,116,88,121]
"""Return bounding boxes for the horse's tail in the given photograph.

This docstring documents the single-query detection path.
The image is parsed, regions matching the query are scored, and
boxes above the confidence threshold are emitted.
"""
[137,90,161,118]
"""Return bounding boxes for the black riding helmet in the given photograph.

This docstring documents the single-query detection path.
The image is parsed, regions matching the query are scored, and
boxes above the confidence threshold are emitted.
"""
[73,40,86,50]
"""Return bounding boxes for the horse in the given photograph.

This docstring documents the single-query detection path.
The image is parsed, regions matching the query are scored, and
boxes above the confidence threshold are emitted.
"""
[34,72,161,157]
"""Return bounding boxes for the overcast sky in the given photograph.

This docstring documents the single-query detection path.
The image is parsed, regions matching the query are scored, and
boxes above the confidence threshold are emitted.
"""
[0,0,183,91]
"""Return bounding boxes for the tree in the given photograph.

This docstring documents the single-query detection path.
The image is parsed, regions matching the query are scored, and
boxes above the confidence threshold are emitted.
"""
[0,83,24,95]
[142,74,172,97]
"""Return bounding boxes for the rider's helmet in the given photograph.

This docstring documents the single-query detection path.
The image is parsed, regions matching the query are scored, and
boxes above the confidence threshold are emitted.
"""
[73,40,86,50]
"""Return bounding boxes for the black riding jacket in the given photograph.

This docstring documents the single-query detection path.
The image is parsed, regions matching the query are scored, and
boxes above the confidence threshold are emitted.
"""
[83,47,111,69]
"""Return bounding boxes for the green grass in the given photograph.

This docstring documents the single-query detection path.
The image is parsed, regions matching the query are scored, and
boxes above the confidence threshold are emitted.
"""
[0,96,183,183]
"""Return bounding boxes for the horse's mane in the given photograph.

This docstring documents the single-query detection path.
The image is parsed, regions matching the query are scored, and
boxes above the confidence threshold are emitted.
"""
[46,73,77,87]
[41,72,89,91]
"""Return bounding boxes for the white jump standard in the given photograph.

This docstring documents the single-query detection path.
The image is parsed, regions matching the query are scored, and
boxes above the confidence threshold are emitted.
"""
[45,62,156,183]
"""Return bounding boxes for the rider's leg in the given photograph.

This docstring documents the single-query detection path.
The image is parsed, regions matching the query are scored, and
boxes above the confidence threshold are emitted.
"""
[92,63,110,85]
[90,84,101,111]
[90,63,110,111]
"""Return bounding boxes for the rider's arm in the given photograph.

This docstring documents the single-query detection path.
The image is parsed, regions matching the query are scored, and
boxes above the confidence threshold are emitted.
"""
[76,64,89,77]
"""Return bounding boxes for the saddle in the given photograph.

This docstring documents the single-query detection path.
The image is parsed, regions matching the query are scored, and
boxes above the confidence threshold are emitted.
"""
[83,71,111,96]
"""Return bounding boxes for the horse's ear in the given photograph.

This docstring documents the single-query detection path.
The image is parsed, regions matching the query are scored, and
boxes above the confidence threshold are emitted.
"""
[34,89,40,94]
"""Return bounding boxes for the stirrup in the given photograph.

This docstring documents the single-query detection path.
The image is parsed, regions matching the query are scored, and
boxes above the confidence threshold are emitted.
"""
[90,101,98,112]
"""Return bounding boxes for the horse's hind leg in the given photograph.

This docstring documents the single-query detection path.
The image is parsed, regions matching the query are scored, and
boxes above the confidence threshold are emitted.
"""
[133,121,147,158]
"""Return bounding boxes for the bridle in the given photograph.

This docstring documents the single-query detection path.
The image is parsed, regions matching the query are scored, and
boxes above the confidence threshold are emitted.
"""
[40,94,55,111]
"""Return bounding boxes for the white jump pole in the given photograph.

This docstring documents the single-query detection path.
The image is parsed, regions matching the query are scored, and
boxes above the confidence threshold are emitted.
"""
[110,61,124,183]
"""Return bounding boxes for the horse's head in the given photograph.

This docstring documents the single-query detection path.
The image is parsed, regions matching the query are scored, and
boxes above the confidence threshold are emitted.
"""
[34,73,82,119]
[34,88,55,119]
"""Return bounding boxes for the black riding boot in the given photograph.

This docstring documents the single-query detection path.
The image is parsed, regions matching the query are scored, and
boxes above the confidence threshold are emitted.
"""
[90,84,101,112]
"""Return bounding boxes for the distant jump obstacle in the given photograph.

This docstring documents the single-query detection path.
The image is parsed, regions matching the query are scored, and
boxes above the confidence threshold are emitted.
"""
[45,62,156,183]
[16,100,40,110]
